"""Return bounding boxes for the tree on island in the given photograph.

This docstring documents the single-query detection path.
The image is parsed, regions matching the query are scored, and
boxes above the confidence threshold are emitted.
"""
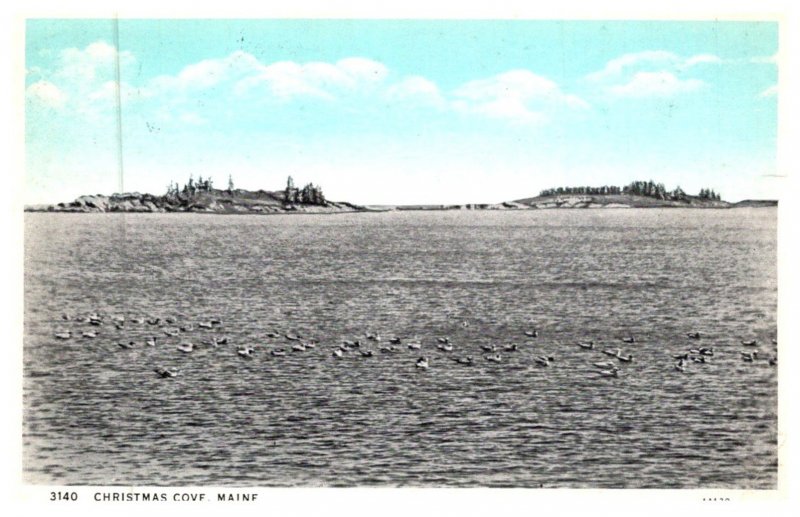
[227,174,235,193]
[284,175,326,206]
[539,179,721,202]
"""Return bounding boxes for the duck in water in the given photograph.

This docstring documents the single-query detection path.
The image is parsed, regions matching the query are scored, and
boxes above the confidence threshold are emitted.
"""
[577,341,594,349]
[484,353,502,363]
[416,357,429,369]
[153,367,178,378]
[237,347,255,358]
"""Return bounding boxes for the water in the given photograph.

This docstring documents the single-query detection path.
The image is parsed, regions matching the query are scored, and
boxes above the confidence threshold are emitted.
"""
[23,209,778,487]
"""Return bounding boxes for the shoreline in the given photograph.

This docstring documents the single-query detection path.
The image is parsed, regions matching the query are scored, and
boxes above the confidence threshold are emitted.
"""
[23,191,777,215]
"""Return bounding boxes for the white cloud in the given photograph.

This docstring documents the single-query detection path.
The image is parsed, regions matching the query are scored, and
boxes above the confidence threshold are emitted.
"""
[26,80,67,109]
[587,50,720,99]
[683,54,723,67]
[234,57,389,101]
[586,50,678,82]
[760,84,778,97]
[385,76,445,107]
[610,71,705,98]
[452,69,588,124]
[56,41,136,86]
[33,43,587,129]
[750,53,778,64]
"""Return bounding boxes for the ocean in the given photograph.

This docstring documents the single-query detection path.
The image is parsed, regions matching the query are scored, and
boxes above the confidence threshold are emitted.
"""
[22,208,778,487]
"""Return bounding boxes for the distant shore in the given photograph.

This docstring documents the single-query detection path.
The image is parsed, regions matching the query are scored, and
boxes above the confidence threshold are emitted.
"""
[24,191,776,214]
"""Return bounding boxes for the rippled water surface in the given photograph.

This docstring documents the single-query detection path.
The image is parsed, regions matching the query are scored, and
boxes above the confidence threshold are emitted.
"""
[23,209,777,487]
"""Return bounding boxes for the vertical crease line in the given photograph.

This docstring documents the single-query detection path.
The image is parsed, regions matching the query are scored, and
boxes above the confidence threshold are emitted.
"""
[113,17,124,195]
[112,17,127,242]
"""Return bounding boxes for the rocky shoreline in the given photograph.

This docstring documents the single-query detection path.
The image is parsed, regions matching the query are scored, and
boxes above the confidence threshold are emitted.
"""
[24,190,370,214]
[24,191,776,214]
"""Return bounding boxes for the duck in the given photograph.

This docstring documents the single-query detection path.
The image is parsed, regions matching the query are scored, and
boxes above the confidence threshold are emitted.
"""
[481,344,497,353]
[163,328,180,337]
[484,353,502,363]
[332,348,344,358]
[366,332,381,342]
[271,349,287,357]
[153,367,178,378]
[437,337,450,344]
[389,337,402,345]
[416,357,429,369]
[407,341,422,350]
[673,353,689,360]
[437,343,454,352]
[534,356,554,367]
[131,317,144,324]
[360,350,374,357]
[118,341,135,349]
[741,351,758,362]
[61,314,71,321]
[602,348,621,357]
[598,369,619,378]
[210,318,222,325]
[524,329,538,338]
[54,331,72,340]
[686,332,701,339]
[380,346,399,353]
[691,355,706,363]
[179,325,194,332]
[265,331,280,338]
[237,347,255,358]
[89,318,103,326]
[504,343,519,352]
[146,317,160,325]
[146,337,157,347]
[164,317,177,324]
[292,343,306,352]
[303,342,316,349]
[675,360,687,372]
[616,353,634,363]
[768,356,777,366]
[215,337,228,345]
[577,341,594,349]
[177,342,194,353]
[198,321,213,329]
[621,336,636,344]
[771,338,777,345]
[594,361,617,369]
[81,330,97,339]
[452,356,474,366]
[699,347,714,356]
[741,339,757,346]
[285,333,300,341]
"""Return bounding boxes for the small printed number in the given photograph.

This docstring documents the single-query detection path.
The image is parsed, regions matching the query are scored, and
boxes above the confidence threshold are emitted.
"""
[49,491,78,501]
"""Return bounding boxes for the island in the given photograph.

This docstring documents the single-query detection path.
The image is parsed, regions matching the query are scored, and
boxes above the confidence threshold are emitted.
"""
[25,177,776,213]
[25,176,371,214]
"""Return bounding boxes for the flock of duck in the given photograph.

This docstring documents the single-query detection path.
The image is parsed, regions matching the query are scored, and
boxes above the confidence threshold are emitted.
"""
[52,312,778,379]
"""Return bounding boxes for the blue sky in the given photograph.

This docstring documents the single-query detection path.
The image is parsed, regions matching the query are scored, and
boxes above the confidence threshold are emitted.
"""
[25,19,778,204]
